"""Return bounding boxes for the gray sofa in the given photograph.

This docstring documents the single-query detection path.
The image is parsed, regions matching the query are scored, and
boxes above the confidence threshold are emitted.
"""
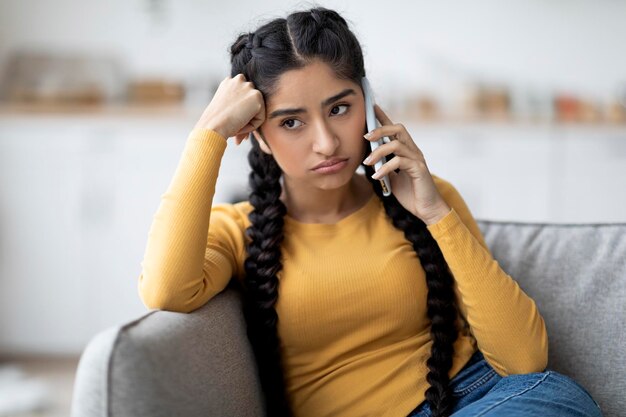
[71,219,626,417]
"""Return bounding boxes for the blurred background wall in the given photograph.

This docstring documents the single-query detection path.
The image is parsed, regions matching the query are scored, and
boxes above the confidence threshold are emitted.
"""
[0,0,625,357]
[2,0,626,104]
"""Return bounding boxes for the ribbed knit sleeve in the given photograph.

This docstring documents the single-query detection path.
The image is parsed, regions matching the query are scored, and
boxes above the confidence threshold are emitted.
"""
[427,177,549,376]
[137,128,242,313]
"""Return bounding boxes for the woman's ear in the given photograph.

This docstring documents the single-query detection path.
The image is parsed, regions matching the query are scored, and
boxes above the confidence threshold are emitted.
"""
[252,131,272,155]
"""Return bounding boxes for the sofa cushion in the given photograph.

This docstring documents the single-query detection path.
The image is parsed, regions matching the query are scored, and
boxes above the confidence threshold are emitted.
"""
[476,219,626,417]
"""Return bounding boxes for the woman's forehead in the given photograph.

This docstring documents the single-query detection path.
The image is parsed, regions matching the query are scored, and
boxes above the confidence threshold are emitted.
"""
[268,64,361,111]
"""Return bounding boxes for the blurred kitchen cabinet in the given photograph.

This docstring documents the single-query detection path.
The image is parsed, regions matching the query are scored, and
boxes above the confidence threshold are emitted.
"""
[548,128,626,223]
[405,123,626,223]
[0,122,91,354]
[0,115,251,355]
[406,123,554,222]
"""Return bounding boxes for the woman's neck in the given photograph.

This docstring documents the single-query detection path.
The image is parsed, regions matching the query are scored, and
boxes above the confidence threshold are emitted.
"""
[280,174,373,224]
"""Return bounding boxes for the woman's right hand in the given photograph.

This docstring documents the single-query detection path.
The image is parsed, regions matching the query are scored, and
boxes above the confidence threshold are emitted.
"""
[193,73,266,145]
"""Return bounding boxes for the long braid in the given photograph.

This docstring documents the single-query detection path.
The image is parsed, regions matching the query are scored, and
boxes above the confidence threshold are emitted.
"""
[242,138,292,417]
[363,162,459,417]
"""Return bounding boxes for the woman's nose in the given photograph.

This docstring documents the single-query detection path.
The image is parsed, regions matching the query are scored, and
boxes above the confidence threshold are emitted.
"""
[311,122,339,155]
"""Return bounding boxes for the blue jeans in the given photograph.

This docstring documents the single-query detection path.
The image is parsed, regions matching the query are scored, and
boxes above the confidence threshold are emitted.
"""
[407,350,603,417]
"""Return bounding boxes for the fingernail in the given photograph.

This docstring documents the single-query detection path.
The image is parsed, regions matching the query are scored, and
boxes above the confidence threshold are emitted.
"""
[371,171,381,179]
[363,155,372,164]
[364,132,373,139]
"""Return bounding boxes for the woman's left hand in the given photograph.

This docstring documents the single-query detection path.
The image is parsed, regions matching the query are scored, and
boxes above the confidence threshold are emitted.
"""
[362,104,452,225]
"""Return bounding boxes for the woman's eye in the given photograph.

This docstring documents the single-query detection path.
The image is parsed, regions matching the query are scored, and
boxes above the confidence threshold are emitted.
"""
[279,104,351,130]
[280,119,303,129]
[331,103,350,116]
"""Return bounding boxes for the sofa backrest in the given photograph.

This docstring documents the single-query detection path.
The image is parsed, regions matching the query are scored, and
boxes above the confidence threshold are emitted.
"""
[476,219,626,417]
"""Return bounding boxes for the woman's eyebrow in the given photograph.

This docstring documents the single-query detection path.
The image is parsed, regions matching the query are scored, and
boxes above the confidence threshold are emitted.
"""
[268,88,356,119]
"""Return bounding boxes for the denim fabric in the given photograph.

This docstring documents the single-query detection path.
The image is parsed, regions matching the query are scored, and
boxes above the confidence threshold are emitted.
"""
[407,350,603,417]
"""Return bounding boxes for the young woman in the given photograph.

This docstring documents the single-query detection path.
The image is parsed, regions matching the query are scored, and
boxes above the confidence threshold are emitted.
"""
[138,6,603,417]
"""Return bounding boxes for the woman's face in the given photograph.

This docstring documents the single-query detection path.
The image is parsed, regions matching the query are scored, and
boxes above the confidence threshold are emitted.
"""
[252,60,367,192]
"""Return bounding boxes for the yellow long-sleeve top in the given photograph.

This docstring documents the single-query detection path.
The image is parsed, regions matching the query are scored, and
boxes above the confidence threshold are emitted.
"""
[138,128,549,417]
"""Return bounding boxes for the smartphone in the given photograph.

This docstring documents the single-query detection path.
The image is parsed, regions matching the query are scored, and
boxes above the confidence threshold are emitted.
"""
[361,76,392,197]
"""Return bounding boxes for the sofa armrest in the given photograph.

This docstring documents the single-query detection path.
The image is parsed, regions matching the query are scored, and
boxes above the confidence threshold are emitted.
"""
[71,286,266,417]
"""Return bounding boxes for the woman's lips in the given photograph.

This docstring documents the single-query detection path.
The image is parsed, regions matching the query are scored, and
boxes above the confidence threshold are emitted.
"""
[312,158,349,174]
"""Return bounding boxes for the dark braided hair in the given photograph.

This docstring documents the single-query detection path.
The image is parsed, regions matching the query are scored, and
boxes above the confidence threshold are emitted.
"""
[228,6,460,417]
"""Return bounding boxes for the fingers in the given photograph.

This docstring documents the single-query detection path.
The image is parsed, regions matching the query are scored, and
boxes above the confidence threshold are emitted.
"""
[364,105,430,181]
[234,124,261,145]
[363,140,405,166]
[374,104,394,125]
[370,154,403,179]
[364,117,423,159]
[234,134,247,145]
[372,155,429,180]
[365,124,400,141]
[364,123,408,149]
[363,128,424,166]
[365,105,401,140]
